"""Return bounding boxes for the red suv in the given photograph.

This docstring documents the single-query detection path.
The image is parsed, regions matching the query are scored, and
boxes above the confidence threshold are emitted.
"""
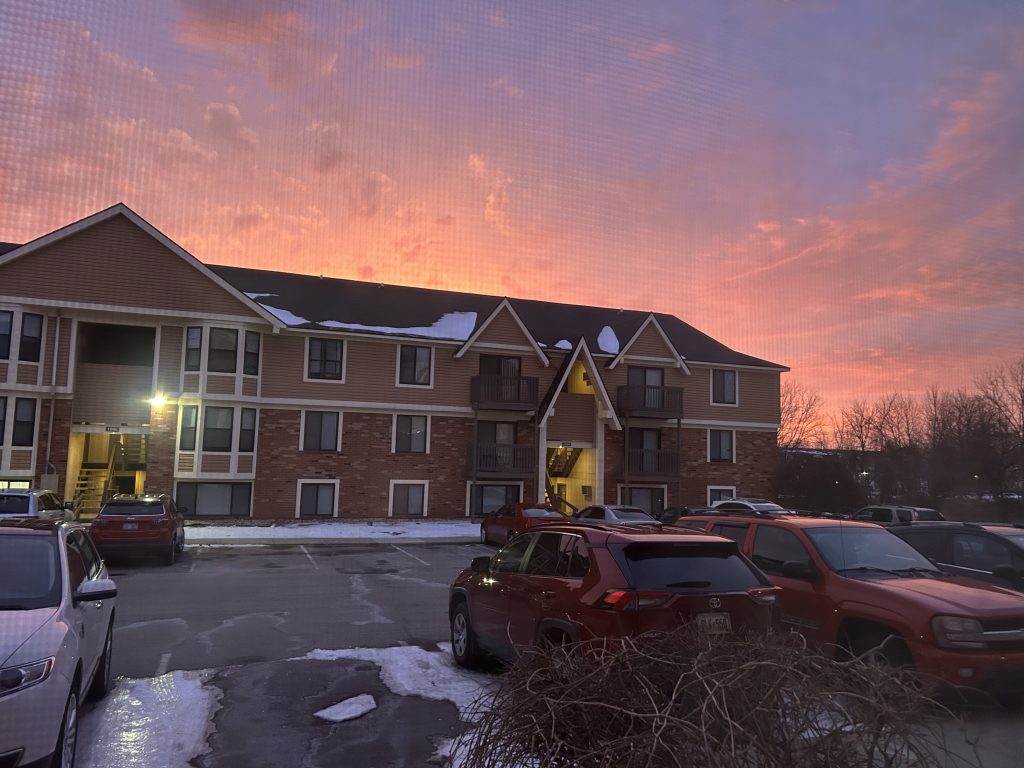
[679,513,1024,697]
[448,523,779,668]
[88,494,186,565]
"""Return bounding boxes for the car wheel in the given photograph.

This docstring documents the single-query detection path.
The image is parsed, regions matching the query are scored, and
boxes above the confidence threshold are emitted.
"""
[88,622,114,701]
[175,532,185,554]
[450,602,483,669]
[163,540,177,566]
[52,689,78,768]
[480,524,489,545]
[845,628,913,668]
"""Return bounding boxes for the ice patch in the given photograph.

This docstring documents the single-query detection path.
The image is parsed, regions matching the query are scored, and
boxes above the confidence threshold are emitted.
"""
[554,339,572,350]
[597,325,619,354]
[184,520,479,541]
[315,693,377,722]
[319,311,478,341]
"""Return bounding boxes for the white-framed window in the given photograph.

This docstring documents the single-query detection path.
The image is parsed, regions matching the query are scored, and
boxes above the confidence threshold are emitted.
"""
[296,479,339,518]
[389,480,428,517]
[396,344,433,387]
[207,327,239,373]
[243,331,261,376]
[305,337,345,382]
[300,410,342,451]
[707,486,736,505]
[392,414,429,453]
[176,481,252,517]
[11,397,38,447]
[711,368,738,406]
[0,309,12,360]
[202,406,234,452]
[18,312,43,363]
[184,326,203,372]
[708,429,735,462]
[466,481,523,516]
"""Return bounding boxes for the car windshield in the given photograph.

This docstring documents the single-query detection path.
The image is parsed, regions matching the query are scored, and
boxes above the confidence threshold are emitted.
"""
[751,503,786,512]
[619,542,765,592]
[613,509,656,522]
[805,526,940,577]
[0,535,62,609]
[914,510,943,521]
[0,495,30,515]
[523,508,563,519]
[100,503,164,516]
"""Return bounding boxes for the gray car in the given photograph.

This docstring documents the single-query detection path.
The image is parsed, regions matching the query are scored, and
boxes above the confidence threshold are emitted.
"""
[573,504,660,525]
[0,489,76,521]
[0,519,117,768]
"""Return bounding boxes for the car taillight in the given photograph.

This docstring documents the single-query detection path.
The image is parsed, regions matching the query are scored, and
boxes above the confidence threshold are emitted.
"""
[748,587,779,605]
[90,517,107,527]
[596,590,673,610]
[156,518,171,527]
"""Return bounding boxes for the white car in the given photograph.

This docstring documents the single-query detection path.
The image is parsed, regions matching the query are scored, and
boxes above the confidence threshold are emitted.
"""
[710,497,793,514]
[0,519,116,768]
[0,489,76,521]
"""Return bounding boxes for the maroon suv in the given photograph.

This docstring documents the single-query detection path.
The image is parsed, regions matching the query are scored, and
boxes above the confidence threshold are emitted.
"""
[448,523,779,667]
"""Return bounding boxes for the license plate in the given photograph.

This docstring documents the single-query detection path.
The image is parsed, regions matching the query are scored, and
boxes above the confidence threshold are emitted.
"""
[696,612,732,634]
[122,522,138,530]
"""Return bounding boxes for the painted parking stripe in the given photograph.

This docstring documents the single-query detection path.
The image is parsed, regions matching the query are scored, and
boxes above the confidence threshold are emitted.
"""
[391,544,430,567]
[300,545,319,569]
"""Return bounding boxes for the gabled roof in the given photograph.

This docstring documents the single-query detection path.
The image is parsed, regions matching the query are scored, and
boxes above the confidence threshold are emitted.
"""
[537,339,621,430]
[0,204,284,329]
[0,242,20,256]
[608,313,690,373]
[454,298,549,365]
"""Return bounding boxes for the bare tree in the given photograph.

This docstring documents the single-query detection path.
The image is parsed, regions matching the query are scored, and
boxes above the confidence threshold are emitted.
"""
[778,380,826,449]
[831,399,877,452]
[974,355,1024,492]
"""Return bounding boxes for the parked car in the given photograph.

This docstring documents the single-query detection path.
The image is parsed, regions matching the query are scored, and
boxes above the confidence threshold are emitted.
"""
[853,504,944,525]
[88,494,186,565]
[0,519,117,768]
[0,489,76,521]
[681,512,1024,698]
[711,498,793,514]
[891,522,1024,591]
[572,504,660,525]
[479,503,569,545]
[448,522,779,668]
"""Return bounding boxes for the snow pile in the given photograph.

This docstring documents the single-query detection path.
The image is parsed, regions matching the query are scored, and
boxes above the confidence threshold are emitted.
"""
[185,520,479,541]
[315,693,377,722]
[320,311,478,340]
[258,304,311,326]
[597,325,619,353]
[78,671,219,768]
[554,339,572,350]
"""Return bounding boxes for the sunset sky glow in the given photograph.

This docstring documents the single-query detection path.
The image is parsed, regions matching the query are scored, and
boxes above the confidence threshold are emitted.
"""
[1,0,1021,417]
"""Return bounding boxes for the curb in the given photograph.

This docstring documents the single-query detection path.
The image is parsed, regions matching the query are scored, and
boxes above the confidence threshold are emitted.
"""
[186,536,482,546]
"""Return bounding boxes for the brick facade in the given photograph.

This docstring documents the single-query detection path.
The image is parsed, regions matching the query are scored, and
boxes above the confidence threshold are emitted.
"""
[146,404,177,495]
[34,398,72,487]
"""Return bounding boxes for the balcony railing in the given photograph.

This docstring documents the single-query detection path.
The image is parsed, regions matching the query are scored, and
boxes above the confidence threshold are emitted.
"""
[624,448,680,479]
[471,374,539,410]
[616,384,684,419]
[467,442,537,478]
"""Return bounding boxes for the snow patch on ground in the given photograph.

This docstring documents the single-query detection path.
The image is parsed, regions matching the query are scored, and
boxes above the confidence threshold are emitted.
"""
[319,311,478,340]
[315,693,377,722]
[185,520,480,540]
[79,671,219,768]
[596,325,619,354]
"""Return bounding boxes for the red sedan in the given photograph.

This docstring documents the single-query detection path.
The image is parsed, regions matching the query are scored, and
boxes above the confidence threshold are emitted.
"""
[480,503,569,545]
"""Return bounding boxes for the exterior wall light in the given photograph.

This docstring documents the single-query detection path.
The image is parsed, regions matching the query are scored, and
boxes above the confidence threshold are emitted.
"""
[148,394,169,408]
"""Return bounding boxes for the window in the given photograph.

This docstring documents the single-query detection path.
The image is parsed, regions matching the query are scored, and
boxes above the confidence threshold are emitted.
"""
[395,415,428,453]
[493,534,533,573]
[0,310,11,358]
[627,427,660,473]
[391,481,427,517]
[711,369,737,405]
[239,408,257,452]
[64,534,88,592]
[243,331,260,376]
[708,486,735,504]
[307,337,343,380]
[0,397,5,446]
[627,366,665,409]
[176,482,251,517]
[521,533,590,578]
[179,405,198,451]
[299,482,336,517]
[303,411,339,451]
[711,523,750,545]
[479,354,520,377]
[953,534,1013,572]
[709,429,734,462]
[202,406,234,452]
[898,531,951,563]
[622,541,764,592]
[624,486,665,516]
[72,530,102,579]
[751,526,812,576]
[398,345,432,385]
[12,398,36,446]
[185,327,203,371]
[471,483,520,515]
[18,313,42,362]
[208,328,238,373]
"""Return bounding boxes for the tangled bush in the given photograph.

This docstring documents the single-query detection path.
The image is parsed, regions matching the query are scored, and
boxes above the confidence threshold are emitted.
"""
[454,627,979,768]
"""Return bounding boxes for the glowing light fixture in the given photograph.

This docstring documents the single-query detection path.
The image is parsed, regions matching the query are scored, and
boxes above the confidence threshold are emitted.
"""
[148,394,169,408]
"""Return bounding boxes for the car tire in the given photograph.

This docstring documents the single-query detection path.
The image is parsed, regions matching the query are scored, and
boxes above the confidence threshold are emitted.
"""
[175,532,185,554]
[845,627,913,668]
[88,622,114,701]
[450,602,483,669]
[480,525,489,545]
[163,540,177,566]
[52,689,79,768]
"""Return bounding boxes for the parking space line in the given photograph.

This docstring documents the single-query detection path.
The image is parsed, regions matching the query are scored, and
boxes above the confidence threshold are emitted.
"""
[155,653,171,676]
[300,545,319,569]
[391,544,430,567]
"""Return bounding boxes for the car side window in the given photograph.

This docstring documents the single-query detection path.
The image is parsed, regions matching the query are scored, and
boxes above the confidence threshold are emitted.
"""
[493,534,534,573]
[714,502,742,511]
[65,534,89,592]
[711,523,749,546]
[953,534,1012,572]
[751,526,812,576]
[895,509,913,523]
[580,507,603,520]
[522,533,563,576]
[73,530,102,579]
[565,536,590,577]
[498,505,513,517]
[899,531,951,563]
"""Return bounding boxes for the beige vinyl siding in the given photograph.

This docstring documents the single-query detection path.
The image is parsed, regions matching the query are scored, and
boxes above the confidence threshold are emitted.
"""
[684,366,781,423]
[598,360,687,393]
[623,325,674,358]
[0,362,7,381]
[237,454,254,474]
[177,454,195,473]
[157,326,183,393]
[242,378,258,397]
[72,363,152,424]
[183,373,200,393]
[16,363,39,385]
[200,454,231,473]
[547,393,596,442]
[8,449,33,470]
[0,214,259,317]
[205,375,235,395]
[55,318,73,387]
[472,308,533,347]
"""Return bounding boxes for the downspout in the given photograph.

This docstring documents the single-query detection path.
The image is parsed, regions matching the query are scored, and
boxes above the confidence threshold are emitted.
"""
[44,310,62,475]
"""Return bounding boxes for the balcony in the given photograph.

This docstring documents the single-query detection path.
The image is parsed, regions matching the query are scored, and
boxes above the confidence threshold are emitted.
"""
[471,374,539,410]
[467,442,537,478]
[616,385,684,419]
[623,448,680,480]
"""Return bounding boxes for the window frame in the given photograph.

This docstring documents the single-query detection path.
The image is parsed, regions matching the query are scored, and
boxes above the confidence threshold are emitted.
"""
[201,405,235,452]
[393,414,430,454]
[708,428,736,462]
[12,397,37,447]
[243,331,261,376]
[184,326,203,372]
[304,337,346,382]
[179,404,198,451]
[389,480,429,518]
[295,479,340,519]
[0,396,6,446]
[207,327,239,374]
[0,309,12,359]
[396,344,434,388]
[175,481,252,517]
[710,368,738,406]
[239,408,257,453]
[300,410,342,452]
[707,485,736,505]
[466,481,523,516]
[17,312,43,363]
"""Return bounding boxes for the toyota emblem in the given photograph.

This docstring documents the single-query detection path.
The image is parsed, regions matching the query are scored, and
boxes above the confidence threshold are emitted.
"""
[708,597,722,609]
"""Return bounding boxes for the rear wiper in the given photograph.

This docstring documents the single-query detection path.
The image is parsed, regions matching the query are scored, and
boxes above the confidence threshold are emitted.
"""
[665,581,712,588]
[836,566,903,578]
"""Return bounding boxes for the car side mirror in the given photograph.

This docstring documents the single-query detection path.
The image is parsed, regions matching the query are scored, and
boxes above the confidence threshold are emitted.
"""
[470,556,491,574]
[781,561,818,582]
[73,578,118,604]
[992,564,1022,584]
[63,501,75,510]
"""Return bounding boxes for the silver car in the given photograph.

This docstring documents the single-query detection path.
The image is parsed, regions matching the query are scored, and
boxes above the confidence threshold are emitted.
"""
[0,519,116,768]
[0,489,76,521]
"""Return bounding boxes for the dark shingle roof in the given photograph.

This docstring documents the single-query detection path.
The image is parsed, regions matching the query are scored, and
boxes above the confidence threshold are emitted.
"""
[211,265,785,369]
[0,242,21,256]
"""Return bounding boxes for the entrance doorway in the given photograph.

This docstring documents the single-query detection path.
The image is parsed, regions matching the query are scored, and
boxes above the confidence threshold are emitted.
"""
[621,486,666,517]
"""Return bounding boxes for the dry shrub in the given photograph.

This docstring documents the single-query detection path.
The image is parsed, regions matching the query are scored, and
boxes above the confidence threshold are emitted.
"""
[454,626,980,768]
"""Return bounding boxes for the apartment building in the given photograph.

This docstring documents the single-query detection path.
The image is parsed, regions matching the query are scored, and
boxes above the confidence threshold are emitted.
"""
[0,204,787,519]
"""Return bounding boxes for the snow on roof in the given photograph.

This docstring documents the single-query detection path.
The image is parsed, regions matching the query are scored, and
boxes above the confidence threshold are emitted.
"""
[597,325,620,354]
[259,304,312,326]
[554,339,572,350]
[319,311,478,340]
[244,292,278,300]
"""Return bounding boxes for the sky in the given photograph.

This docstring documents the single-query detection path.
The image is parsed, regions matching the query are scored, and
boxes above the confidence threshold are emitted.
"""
[1,0,1021,419]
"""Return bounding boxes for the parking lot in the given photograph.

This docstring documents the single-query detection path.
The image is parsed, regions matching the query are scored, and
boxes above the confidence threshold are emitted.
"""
[72,540,1022,768]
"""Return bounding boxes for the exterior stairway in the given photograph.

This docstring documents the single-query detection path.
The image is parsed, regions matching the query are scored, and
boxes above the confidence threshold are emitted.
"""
[73,466,110,520]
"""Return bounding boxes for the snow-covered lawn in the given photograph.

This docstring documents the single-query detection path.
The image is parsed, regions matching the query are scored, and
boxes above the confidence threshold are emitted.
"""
[185,520,480,541]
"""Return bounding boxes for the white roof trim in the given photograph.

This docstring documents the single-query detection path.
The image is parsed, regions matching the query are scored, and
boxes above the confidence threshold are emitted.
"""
[538,338,621,431]
[454,298,549,366]
[608,313,689,373]
[0,203,284,330]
